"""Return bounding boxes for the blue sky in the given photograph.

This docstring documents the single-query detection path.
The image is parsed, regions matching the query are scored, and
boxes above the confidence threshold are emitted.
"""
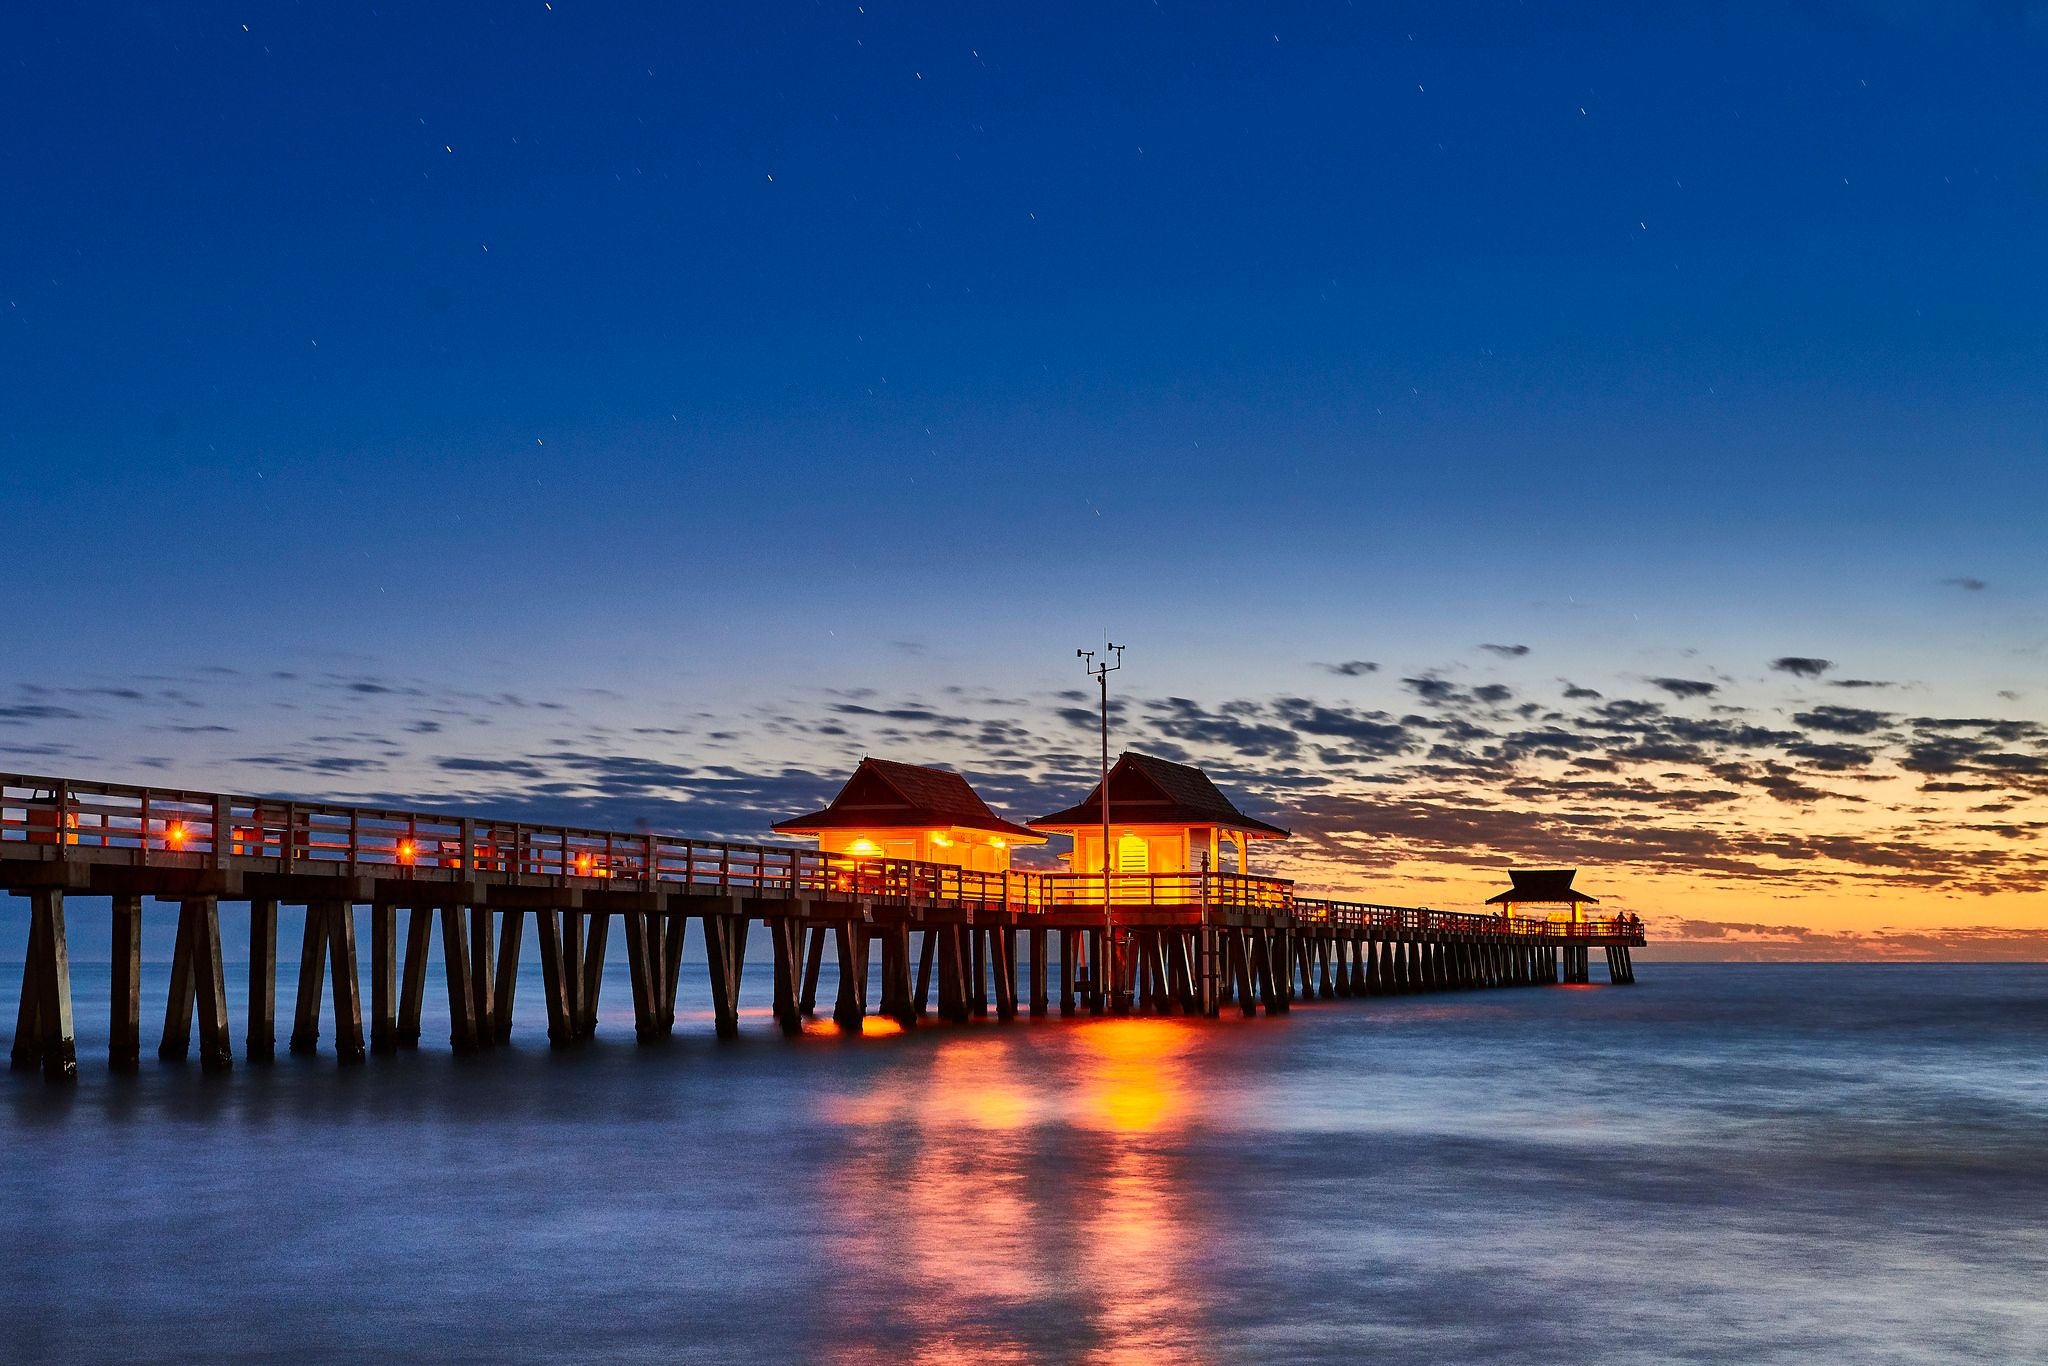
[4,3,2046,949]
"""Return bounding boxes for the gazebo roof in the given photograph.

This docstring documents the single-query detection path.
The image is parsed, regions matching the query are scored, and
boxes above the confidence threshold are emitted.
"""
[773,758,1041,840]
[1031,751,1290,839]
[1484,868,1600,906]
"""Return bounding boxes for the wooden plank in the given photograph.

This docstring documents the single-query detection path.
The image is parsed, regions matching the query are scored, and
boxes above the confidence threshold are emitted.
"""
[191,897,233,1073]
[440,905,477,1054]
[494,908,524,1043]
[642,910,667,1033]
[289,903,328,1054]
[398,906,432,1046]
[110,894,142,1071]
[247,897,277,1062]
[326,901,365,1065]
[29,891,77,1082]
[370,903,398,1055]
[159,899,196,1061]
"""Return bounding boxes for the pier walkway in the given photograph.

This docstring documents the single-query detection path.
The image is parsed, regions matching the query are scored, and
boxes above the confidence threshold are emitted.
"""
[3,773,1646,1080]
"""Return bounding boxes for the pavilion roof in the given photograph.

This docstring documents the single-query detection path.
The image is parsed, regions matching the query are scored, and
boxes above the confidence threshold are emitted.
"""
[773,758,1041,840]
[1484,868,1600,905]
[1030,751,1290,839]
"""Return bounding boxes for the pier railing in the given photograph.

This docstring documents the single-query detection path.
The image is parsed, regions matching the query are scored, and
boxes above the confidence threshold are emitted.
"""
[1,773,1637,937]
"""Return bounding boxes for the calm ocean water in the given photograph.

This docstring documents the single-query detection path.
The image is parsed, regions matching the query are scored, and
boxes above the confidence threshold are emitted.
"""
[3,950,2045,1363]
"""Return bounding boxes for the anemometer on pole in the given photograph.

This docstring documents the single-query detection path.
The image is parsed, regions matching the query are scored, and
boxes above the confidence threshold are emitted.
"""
[1078,642,1125,1011]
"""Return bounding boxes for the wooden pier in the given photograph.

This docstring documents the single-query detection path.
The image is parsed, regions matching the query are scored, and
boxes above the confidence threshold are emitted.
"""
[3,774,1646,1081]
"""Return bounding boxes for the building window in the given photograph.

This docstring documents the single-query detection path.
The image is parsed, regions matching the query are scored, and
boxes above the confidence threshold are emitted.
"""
[1115,833,1149,874]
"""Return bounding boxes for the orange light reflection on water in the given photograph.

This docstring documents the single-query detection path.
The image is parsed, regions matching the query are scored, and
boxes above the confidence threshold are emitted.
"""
[818,1018,1212,1364]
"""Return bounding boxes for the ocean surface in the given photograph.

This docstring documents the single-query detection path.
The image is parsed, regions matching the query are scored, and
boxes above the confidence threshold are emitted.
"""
[3,951,2045,1363]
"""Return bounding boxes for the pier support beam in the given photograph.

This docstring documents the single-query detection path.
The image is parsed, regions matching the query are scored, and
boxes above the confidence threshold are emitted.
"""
[833,922,868,1033]
[12,890,77,1082]
[289,903,327,1054]
[535,909,574,1047]
[1029,926,1048,1018]
[370,902,398,1055]
[111,894,142,1071]
[495,907,525,1043]
[160,897,233,1072]
[471,907,498,1046]
[398,907,431,1047]
[1058,929,1076,1017]
[800,926,826,1017]
[440,905,478,1055]
[704,913,748,1040]
[247,897,276,1062]
[769,917,803,1036]
[914,927,935,1019]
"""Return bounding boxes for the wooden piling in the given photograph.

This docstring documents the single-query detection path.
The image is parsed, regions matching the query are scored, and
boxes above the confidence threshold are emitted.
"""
[12,910,45,1073]
[1029,926,1048,1017]
[189,897,233,1073]
[398,906,431,1046]
[247,897,277,1062]
[704,913,748,1040]
[662,915,686,1029]
[625,910,658,1039]
[18,890,77,1081]
[324,901,365,1065]
[832,921,866,1032]
[494,908,525,1043]
[770,917,803,1036]
[535,909,574,1047]
[1058,929,1077,1017]
[914,927,935,1019]
[470,906,497,1046]
[110,894,141,1071]
[289,903,328,1054]
[578,911,609,1039]
[370,902,398,1055]
[159,899,197,1062]
[994,926,1019,1022]
[440,905,478,1055]
[800,925,826,1017]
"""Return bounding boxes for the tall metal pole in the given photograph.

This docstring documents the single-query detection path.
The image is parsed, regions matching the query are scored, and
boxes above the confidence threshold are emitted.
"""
[1079,643,1124,1013]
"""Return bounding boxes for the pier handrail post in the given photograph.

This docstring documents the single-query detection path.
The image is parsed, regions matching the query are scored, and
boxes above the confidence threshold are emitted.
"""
[212,793,232,867]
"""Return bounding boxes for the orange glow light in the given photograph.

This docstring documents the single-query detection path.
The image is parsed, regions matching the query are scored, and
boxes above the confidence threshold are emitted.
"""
[397,839,416,865]
[165,821,187,848]
[575,852,593,874]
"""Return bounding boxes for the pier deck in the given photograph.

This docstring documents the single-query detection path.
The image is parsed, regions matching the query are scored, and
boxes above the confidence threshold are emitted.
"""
[4,774,1646,1080]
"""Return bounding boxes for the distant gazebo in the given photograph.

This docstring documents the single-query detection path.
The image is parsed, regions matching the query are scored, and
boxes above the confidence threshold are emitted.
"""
[1484,868,1599,925]
[772,757,1043,873]
[1030,751,1289,877]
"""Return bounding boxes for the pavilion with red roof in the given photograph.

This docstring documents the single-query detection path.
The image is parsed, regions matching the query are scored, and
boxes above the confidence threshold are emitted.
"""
[1030,751,1289,878]
[773,757,1043,873]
